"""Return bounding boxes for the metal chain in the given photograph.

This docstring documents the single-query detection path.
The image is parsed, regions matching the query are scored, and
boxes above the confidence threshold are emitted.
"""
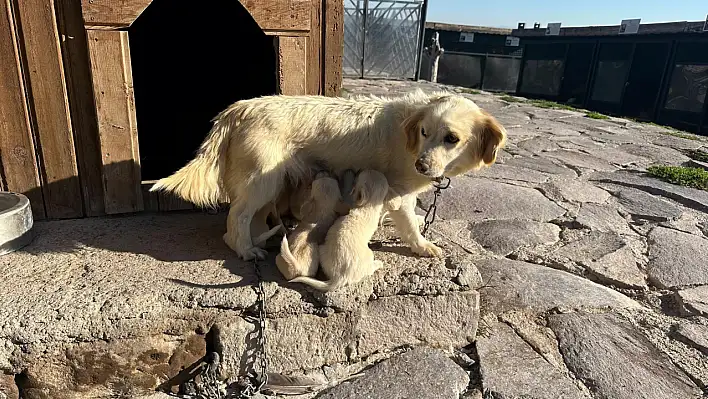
[421,176,451,237]
[236,258,269,398]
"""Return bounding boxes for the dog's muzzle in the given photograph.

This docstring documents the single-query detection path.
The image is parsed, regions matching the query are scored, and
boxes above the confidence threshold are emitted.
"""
[415,159,443,180]
[415,159,431,175]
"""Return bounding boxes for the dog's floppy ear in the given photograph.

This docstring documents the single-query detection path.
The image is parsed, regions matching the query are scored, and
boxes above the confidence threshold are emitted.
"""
[479,113,507,166]
[401,108,426,154]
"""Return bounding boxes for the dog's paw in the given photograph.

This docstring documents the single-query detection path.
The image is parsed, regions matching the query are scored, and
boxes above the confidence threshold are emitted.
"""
[412,240,443,258]
[415,214,425,228]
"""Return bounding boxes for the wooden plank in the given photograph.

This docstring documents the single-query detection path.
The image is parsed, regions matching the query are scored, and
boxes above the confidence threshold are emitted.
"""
[0,0,45,219]
[241,0,311,32]
[157,192,194,212]
[81,0,311,31]
[140,181,159,212]
[16,0,82,218]
[307,0,323,95]
[264,30,309,37]
[276,36,308,95]
[56,0,106,216]
[322,0,343,96]
[80,0,150,28]
[86,30,143,214]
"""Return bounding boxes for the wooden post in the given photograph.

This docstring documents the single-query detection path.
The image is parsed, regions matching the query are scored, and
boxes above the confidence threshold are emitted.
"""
[322,0,343,96]
[276,36,308,95]
[0,0,45,219]
[86,30,143,214]
[425,32,444,83]
[16,0,83,219]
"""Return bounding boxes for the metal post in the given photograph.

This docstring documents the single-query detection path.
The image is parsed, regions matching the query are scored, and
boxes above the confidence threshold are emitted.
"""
[428,32,444,82]
[360,0,368,78]
[652,40,677,123]
[414,0,429,80]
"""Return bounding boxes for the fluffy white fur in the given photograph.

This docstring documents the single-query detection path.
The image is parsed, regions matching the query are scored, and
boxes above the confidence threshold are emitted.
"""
[275,172,342,280]
[150,90,507,260]
[290,170,399,291]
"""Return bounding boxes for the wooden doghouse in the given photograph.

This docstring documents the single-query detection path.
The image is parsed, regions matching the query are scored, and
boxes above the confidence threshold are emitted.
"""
[0,0,343,220]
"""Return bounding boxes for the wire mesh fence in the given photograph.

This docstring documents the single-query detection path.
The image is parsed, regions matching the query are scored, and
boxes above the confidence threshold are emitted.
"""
[343,0,425,79]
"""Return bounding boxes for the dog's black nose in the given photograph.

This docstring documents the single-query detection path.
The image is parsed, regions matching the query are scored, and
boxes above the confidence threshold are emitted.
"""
[415,160,430,174]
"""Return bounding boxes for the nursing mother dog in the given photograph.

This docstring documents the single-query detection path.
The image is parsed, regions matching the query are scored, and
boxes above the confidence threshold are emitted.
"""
[151,90,507,261]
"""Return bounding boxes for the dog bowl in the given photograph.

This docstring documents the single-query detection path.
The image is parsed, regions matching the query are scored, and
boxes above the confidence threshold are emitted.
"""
[0,192,34,255]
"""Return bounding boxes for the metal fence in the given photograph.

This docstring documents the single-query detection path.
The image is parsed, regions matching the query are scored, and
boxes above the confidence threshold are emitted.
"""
[343,0,425,79]
[421,51,522,92]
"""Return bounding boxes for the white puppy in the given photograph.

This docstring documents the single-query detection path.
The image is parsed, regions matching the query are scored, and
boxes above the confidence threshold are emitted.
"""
[151,90,506,260]
[290,170,400,292]
[275,172,342,280]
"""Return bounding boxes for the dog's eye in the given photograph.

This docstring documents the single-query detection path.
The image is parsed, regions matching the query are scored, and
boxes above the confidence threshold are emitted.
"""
[444,134,459,144]
[421,128,427,137]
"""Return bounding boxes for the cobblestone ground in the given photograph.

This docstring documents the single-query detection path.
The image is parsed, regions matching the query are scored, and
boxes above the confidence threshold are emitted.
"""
[1,78,707,399]
[342,78,708,399]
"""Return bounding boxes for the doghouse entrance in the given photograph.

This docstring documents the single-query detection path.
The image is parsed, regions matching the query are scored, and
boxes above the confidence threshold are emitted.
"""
[128,0,277,181]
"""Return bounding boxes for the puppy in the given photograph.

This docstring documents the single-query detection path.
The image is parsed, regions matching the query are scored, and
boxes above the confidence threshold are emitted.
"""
[151,90,506,260]
[290,170,400,292]
[276,172,342,280]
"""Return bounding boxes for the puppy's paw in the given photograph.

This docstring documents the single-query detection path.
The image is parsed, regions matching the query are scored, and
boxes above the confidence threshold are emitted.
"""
[240,246,268,261]
[379,211,396,227]
[412,240,443,258]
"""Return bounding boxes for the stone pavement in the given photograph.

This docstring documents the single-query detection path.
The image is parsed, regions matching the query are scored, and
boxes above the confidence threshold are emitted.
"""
[1,78,708,398]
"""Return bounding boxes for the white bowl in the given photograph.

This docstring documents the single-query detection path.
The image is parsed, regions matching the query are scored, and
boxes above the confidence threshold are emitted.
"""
[0,192,34,255]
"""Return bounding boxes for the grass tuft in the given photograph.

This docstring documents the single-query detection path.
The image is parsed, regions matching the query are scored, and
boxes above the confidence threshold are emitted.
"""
[459,88,481,95]
[585,112,610,120]
[499,95,525,103]
[647,165,708,190]
[662,130,700,141]
[528,99,578,111]
[687,149,708,163]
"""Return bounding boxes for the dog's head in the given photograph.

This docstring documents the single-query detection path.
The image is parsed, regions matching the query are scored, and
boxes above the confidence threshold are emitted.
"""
[402,94,507,179]
[351,170,389,207]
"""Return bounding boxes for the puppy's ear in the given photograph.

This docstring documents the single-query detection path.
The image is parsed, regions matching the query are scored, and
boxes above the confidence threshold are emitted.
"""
[401,108,425,154]
[479,113,507,166]
[299,200,315,219]
[351,182,370,207]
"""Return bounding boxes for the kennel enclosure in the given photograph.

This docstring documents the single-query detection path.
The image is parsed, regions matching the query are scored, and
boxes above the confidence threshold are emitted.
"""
[0,0,344,220]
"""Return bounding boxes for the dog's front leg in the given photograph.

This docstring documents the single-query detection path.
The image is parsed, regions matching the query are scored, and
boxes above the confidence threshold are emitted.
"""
[387,194,443,257]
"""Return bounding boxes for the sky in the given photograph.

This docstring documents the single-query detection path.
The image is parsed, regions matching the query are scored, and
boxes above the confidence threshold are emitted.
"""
[426,0,707,29]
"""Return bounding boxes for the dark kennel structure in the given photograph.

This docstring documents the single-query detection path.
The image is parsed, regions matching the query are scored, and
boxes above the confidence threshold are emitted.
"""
[512,21,708,134]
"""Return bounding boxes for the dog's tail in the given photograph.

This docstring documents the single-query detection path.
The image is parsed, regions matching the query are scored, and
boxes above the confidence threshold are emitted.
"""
[289,275,334,292]
[149,110,236,208]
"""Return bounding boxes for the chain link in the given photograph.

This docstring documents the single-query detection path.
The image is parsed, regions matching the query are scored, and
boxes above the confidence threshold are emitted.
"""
[236,258,269,398]
[421,177,451,237]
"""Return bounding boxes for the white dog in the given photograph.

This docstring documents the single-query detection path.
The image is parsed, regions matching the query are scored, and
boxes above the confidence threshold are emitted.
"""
[151,90,506,260]
[290,170,399,291]
[275,171,342,280]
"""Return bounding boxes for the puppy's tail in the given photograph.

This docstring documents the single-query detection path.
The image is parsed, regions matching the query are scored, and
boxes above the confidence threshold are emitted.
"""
[253,225,282,247]
[150,109,236,208]
[289,275,335,292]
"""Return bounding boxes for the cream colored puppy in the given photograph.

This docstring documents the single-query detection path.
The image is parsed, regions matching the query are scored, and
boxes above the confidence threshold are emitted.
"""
[290,170,399,292]
[275,172,341,280]
[151,90,506,261]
